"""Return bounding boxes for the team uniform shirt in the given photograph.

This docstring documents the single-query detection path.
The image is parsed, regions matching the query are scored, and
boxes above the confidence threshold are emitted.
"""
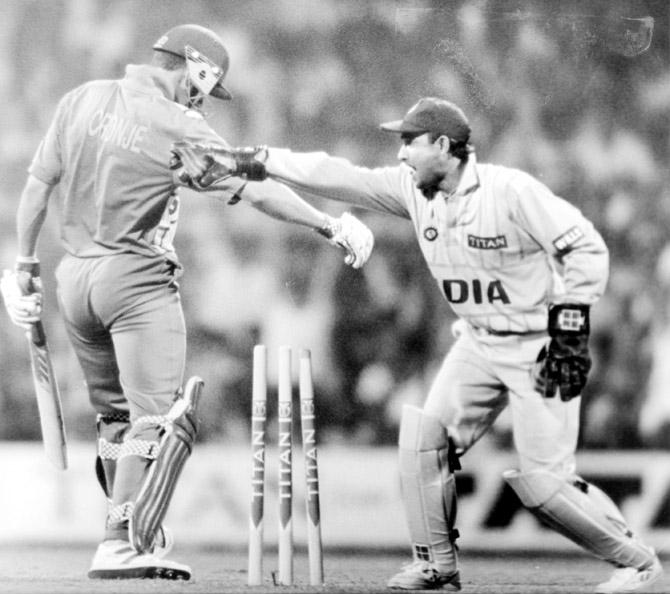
[265,149,608,334]
[29,64,239,262]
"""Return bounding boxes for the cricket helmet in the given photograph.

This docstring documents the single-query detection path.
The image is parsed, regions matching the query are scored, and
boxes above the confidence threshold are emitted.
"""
[153,24,232,100]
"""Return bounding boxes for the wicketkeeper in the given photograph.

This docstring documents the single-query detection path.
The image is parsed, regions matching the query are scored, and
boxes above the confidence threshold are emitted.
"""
[1,24,372,580]
[170,97,663,593]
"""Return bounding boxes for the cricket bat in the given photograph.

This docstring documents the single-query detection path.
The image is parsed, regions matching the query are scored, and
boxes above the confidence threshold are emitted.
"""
[27,321,68,470]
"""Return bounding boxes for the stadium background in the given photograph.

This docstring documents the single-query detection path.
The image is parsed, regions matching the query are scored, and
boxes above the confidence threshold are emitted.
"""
[1,0,669,553]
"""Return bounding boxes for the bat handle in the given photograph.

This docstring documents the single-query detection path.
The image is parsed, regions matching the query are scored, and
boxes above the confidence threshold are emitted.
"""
[30,322,47,347]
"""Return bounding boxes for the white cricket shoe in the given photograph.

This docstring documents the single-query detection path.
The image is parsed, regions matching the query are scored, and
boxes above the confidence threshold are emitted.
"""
[388,560,461,591]
[595,555,663,593]
[88,539,192,580]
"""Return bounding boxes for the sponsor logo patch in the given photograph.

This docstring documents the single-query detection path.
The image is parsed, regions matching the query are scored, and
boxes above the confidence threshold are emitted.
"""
[467,234,507,249]
[553,226,584,252]
[423,226,439,241]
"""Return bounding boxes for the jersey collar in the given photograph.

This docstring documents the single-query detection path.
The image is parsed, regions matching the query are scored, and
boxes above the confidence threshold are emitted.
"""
[451,153,480,197]
[123,64,177,100]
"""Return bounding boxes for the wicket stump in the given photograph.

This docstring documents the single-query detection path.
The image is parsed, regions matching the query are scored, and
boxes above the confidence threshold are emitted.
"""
[299,349,324,586]
[277,345,294,585]
[248,345,267,586]
[247,344,324,587]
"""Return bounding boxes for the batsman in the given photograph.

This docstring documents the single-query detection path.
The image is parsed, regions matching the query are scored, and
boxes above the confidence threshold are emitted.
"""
[1,24,372,580]
[171,97,663,593]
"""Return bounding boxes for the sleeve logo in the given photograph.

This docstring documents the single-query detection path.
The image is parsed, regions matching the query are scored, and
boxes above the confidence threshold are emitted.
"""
[552,226,584,252]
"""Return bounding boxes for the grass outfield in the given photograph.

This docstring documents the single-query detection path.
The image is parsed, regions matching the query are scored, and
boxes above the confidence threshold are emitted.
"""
[0,544,667,594]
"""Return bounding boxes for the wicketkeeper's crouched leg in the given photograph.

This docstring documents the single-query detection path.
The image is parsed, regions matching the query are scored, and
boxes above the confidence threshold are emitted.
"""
[388,405,462,591]
[505,469,657,570]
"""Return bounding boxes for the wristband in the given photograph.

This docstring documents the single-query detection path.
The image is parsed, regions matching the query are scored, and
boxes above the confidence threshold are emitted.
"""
[316,216,337,240]
[548,303,590,336]
[15,256,40,276]
[234,146,268,181]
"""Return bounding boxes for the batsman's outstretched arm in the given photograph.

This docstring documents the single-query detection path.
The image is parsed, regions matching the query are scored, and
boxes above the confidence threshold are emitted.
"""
[239,178,330,226]
[238,178,374,269]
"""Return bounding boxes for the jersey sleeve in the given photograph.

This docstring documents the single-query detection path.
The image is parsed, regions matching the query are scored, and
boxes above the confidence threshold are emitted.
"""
[28,92,73,185]
[265,148,410,218]
[510,172,609,305]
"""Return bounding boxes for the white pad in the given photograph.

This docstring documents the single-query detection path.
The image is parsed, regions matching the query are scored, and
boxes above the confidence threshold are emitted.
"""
[398,405,458,569]
[504,469,655,569]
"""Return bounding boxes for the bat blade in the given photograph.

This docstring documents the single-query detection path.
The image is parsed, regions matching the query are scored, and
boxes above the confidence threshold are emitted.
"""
[27,322,68,470]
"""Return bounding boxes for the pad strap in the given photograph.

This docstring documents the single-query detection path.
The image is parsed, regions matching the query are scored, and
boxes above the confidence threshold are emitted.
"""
[95,412,130,499]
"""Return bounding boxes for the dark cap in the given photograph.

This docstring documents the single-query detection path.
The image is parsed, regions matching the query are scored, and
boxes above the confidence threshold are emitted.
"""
[153,24,232,100]
[380,97,471,143]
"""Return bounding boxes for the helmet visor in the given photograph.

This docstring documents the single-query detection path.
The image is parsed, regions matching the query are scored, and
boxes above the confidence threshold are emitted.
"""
[185,45,232,100]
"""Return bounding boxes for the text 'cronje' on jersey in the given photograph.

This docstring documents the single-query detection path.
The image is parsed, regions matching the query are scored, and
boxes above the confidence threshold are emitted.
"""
[87,110,148,154]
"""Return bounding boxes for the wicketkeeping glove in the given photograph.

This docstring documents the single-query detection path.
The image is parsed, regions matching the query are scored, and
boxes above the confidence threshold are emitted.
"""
[317,212,374,269]
[170,141,268,189]
[0,258,43,330]
[533,303,591,401]
[170,141,231,190]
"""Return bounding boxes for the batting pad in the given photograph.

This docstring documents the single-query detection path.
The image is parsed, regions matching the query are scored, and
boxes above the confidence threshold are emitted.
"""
[398,405,458,571]
[504,469,656,569]
[130,377,203,554]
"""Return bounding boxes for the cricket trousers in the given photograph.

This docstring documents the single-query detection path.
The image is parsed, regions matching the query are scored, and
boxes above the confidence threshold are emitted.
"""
[423,322,580,475]
[55,251,187,541]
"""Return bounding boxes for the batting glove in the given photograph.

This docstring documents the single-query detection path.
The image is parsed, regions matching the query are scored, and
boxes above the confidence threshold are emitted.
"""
[317,212,374,269]
[0,258,43,329]
[533,303,591,401]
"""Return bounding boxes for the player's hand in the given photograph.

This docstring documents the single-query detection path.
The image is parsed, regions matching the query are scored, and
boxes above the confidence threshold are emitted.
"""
[170,141,235,190]
[318,212,374,269]
[170,141,268,188]
[533,304,591,401]
[0,263,43,330]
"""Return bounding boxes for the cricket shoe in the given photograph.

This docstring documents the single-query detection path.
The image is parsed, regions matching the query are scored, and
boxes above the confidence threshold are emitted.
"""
[388,560,461,591]
[595,554,663,593]
[88,539,191,580]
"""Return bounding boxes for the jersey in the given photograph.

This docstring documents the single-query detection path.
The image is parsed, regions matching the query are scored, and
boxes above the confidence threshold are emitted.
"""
[28,64,237,261]
[264,149,609,334]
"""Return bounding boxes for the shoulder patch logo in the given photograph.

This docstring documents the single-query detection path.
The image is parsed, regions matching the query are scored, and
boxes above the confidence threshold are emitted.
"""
[553,226,584,252]
[467,235,507,250]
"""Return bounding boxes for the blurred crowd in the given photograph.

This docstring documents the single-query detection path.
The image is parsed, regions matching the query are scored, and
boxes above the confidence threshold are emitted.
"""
[0,0,669,448]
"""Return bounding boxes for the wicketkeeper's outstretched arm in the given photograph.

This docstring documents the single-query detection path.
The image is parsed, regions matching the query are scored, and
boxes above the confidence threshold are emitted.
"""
[171,144,374,269]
